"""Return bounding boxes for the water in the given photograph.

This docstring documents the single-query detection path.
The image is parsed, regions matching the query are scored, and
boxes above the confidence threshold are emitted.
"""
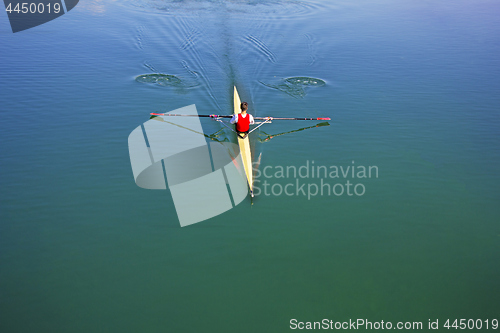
[1,0,499,332]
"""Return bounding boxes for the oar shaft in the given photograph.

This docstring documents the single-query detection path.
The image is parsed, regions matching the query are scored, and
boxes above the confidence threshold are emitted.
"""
[150,113,232,118]
[151,113,330,120]
[254,117,331,120]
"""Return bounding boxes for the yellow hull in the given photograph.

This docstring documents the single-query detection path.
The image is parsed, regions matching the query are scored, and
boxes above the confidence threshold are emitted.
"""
[233,86,253,197]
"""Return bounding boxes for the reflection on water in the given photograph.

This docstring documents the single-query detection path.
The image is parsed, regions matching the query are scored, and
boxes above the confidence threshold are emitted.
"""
[150,115,231,143]
[258,121,329,142]
[259,76,326,98]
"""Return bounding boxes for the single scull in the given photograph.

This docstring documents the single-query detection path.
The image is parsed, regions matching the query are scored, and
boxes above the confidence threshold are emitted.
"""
[233,86,254,197]
[150,87,330,199]
[151,114,331,121]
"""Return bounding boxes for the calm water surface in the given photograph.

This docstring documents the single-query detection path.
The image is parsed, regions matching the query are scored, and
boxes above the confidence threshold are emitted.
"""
[1,0,499,332]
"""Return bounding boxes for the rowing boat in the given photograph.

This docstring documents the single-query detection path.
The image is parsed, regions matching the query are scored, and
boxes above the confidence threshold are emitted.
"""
[233,86,254,197]
[150,92,330,200]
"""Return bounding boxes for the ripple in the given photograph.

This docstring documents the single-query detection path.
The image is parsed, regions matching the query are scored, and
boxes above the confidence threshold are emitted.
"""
[119,0,327,19]
[135,73,201,90]
[285,77,325,86]
[136,74,182,86]
[260,76,325,98]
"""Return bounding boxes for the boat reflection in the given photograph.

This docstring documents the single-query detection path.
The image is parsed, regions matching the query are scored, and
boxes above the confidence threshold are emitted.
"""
[257,121,330,143]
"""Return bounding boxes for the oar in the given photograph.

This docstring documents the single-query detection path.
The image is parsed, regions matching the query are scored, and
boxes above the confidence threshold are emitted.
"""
[151,113,232,118]
[254,117,331,120]
[151,113,330,121]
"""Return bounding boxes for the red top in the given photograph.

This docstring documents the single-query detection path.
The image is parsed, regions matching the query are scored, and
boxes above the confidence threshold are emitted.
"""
[236,113,250,132]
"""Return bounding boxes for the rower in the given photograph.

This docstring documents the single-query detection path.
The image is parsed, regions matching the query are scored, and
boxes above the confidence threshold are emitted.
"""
[230,102,255,139]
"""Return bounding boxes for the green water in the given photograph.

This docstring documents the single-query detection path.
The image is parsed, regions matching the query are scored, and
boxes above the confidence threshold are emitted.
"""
[1,0,499,332]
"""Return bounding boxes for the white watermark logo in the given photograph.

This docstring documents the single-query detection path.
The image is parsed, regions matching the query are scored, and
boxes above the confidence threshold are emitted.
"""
[128,105,248,227]
[254,160,378,199]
